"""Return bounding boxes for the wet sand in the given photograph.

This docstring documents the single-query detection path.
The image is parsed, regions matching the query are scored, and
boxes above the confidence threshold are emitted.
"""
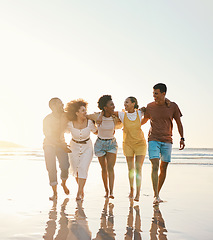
[0,158,213,239]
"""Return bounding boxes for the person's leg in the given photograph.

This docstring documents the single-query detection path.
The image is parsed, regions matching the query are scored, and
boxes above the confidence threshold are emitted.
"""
[134,155,145,201]
[126,156,135,198]
[98,155,109,197]
[76,178,86,200]
[61,179,69,195]
[105,152,116,199]
[150,158,160,198]
[49,185,57,201]
[44,146,58,200]
[125,199,134,239]
[158,142,172,195]
[134,205,141,233]
[158,161,169,194]
[148,141,163,203]
[56,147,70,195]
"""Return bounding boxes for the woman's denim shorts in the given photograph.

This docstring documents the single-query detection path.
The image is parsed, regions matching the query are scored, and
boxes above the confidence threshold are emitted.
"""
[94,137,118,157]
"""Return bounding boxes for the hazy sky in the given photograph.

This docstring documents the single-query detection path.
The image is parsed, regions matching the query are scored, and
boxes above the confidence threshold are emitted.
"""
[0,0,212,148]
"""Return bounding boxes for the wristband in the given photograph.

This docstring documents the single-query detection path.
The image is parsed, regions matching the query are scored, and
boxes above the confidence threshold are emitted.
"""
[180,137,185,141]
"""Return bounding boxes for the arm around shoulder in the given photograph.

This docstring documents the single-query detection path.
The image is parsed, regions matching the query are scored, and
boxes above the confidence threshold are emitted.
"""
[112,111,119,117]
[141,116,149,125]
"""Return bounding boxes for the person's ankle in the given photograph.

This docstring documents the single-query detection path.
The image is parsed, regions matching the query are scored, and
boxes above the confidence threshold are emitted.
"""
[61,182,66,186]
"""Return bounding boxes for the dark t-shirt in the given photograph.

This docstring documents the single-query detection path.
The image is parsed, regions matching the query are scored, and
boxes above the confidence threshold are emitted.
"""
[144,101,182,143]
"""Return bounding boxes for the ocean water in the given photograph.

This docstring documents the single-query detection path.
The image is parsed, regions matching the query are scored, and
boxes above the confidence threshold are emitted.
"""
[0,147,213,165]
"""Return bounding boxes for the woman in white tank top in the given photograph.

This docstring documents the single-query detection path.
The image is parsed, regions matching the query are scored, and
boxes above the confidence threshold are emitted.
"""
[94,95,119,199]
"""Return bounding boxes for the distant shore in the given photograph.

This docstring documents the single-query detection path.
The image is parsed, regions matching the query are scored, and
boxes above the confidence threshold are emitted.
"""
[0,141,24,148]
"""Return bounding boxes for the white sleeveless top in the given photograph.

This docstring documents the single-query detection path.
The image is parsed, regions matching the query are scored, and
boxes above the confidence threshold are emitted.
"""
[118,110,143,123]
[67,119,97,141]
[97,116,115,139]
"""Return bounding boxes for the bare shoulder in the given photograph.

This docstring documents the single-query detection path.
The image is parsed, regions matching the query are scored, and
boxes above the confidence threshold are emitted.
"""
[61,112,68,120]
[87,112,100,122]
[43,113,52,122]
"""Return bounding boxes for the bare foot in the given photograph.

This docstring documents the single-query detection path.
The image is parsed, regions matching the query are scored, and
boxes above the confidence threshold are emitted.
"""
[104,190,109,198]
[62,198,69,206]
[134,205,139,212]
[76,190,83,201]
[129,197,134,207]
[76,191,82,201]
[61,183,70,195]
[76,196,82,201]
[129,188,134,199]
[153,196,163,204]
[134,194,140,202]
[109,195,114,199]
[109,203,114,216]
[49,194,57,201]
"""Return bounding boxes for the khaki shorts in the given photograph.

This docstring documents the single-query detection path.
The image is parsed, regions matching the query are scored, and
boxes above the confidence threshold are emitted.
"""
[123,141,147,157]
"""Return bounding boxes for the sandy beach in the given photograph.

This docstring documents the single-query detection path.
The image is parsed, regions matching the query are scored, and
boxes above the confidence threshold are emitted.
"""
[0,150,213,240]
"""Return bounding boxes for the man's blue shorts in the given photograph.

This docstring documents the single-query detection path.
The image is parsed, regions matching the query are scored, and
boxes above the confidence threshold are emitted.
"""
[148,141,172,163]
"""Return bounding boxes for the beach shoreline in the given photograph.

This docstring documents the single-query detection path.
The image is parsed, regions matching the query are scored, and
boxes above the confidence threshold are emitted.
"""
[0,152,213,239]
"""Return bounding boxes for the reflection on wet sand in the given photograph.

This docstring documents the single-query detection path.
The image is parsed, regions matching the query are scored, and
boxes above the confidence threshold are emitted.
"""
[124,198,142,240]
[93,198,115,240]
[67,200,92,240]
[43,198,69,240]
[42,197,167,240]
[150,205,168,240]
[43,198,91,240]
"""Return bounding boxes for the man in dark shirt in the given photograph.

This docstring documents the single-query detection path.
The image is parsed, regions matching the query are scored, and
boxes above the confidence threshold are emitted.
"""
[43,98,71,200]
[142,83,185,204]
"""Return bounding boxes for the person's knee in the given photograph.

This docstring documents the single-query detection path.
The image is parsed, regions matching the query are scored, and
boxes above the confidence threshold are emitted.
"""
[135,163,142,172]
[160,163,168,173]
[61,168,69,179]
[127,160,134,171]
[136,172,141,181]
[151,161,159,172]
[60,159,70,170]
[129,168,134,178]
[101,166,107,174]
[107,163,114,173]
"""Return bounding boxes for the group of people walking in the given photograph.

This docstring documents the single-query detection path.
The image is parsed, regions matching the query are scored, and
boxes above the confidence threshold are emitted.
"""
[43,83,185,204]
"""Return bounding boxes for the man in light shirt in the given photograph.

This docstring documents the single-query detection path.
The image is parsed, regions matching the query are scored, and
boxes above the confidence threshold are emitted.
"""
[43,98,71,200]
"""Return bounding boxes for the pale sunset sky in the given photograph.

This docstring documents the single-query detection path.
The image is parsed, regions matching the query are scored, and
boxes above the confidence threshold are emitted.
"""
[0,1,212,148]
